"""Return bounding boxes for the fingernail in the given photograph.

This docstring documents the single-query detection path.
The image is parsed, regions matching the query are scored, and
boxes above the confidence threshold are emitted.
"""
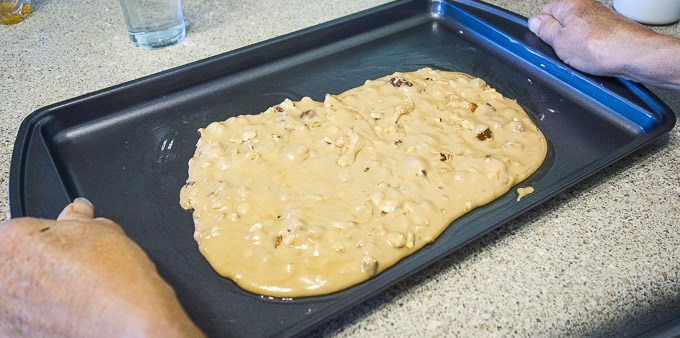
[528,17,541,34]
[73,197,94,209]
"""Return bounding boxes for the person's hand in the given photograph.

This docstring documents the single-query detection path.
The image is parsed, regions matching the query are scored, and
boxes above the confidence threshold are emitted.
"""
[528,0,656,76]
[528,0,680,89]
[0,198,203,337]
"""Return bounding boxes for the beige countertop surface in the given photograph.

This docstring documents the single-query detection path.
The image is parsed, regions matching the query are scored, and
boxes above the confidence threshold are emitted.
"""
[1,0,679,336]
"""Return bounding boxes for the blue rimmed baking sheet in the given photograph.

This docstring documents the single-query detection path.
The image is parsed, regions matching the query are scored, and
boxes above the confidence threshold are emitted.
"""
[9,0,675,336]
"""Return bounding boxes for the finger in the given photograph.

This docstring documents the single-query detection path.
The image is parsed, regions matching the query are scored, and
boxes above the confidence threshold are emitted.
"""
[528,14,563,46]
[539,0,572,22]
[57,198,95,221]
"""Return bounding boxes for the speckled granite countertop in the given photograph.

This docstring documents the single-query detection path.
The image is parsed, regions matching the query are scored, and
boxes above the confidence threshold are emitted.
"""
[1,0,679,336]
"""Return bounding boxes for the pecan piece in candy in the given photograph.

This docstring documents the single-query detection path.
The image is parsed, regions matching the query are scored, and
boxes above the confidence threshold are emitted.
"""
[476,128,493,141]
[361,256,378,276]
[390,77,413,88]
[299,110,315,119]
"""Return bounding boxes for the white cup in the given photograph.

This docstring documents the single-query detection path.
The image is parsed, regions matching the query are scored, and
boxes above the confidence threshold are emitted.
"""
[613,0,680,25]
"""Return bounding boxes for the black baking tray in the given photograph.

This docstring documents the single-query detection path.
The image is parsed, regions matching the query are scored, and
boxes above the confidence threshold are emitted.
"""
[9,0,676,336]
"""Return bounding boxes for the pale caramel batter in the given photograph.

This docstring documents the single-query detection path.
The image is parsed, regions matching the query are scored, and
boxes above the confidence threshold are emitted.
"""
[516,186,535,201]
[180,68,547,297]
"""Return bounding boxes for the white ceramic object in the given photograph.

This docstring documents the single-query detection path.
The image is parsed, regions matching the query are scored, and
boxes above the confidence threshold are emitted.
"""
[613,0,680,25]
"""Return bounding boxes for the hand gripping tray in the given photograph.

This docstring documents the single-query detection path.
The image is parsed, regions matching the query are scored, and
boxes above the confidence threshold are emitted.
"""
[9,0,675,336]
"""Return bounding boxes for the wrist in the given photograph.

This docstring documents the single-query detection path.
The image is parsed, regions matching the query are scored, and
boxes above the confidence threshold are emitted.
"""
[79,299,201,337]
[594,26,654,76]
[85,284,203,337]
[65,273,198,337]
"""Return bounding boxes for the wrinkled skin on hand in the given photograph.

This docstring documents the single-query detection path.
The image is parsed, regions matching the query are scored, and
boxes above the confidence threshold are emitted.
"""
[0,199,203,337]
[528,0,680,89]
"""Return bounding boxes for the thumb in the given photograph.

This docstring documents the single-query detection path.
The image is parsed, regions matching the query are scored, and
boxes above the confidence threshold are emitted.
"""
[528,14,563,46]
[57,198,95,221]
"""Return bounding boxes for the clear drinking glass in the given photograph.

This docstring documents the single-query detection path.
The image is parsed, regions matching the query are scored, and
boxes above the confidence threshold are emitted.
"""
[119,0,186,50]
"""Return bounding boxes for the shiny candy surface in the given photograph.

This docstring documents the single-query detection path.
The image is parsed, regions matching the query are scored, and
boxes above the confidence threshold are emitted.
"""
[180,68,547,297]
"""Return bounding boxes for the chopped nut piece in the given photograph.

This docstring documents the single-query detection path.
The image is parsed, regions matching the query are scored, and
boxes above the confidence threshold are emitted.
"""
[245,151,260,160]
[299,110,315,119]
[307,226,325,242]
[476,128,493,141]
[470,102,478,112]
[241,130,257,142]
[510,121,525,132]
[389,77,413,88]
[361,256,378,276]
[394,140,402,146]
[369,112,383,120]
[405,232,415,249]
[275,105,284,112]
[385,232,407,248]
[274,235,283,248]
[249,222,263,233]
